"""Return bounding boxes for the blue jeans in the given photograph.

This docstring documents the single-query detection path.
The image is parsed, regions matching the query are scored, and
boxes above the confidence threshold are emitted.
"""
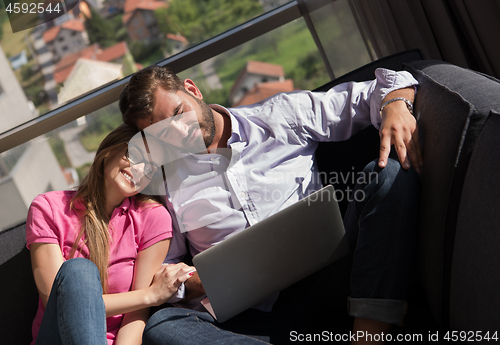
[344,158,420,324]
[144,158,420,343]
[35,258,107,345]
[143,308,269,344]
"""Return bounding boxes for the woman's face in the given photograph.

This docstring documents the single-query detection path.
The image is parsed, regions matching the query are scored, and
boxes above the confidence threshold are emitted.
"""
[103,145,150,198]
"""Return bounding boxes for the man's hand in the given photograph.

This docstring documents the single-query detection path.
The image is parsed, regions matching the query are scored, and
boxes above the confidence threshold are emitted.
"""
[183,271,206,301]
[378,88,423,174]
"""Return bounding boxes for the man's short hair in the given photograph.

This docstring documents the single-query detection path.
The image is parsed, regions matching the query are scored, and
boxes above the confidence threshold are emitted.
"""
[119,65,184,127]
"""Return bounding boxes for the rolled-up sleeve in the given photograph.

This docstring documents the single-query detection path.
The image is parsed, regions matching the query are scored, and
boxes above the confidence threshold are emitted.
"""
[369,68,418,129]
[284,68,418,142]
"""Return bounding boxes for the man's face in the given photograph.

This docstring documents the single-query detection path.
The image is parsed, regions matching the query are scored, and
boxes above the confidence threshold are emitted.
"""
[136,86,216,152]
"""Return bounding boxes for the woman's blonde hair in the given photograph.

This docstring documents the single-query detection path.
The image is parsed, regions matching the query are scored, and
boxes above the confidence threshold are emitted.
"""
[69,123,161,293]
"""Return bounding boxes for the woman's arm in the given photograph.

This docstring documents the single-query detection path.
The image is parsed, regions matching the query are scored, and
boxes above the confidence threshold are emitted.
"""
[113,239,170,345]
[113,239,195,345]
[30,243,65,307]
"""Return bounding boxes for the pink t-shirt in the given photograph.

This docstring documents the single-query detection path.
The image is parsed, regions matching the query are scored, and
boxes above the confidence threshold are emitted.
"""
[26,190,172,345]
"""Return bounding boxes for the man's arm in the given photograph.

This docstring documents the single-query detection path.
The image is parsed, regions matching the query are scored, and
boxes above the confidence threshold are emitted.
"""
[378,87,423,173]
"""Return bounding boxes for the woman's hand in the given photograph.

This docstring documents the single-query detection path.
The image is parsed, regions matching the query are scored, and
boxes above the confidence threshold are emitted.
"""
[148,263,196,306]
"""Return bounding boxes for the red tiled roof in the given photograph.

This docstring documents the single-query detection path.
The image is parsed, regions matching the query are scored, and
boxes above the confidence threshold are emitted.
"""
[98,41,129,62]
[43,19,85,43]
[136,1,167,11]
[166,33,188,43]
[54,44,100,83]
[230,60,286,98]
[124,0,141,13]
[123,0,167,24]
[43,26,60,43]
[246,60,284,77]
[233,79,295,107]
[54,42,129,84]
[61,19,85,32]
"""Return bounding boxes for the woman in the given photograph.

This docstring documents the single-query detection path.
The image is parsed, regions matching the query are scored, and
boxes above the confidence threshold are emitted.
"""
[26,124,194,345]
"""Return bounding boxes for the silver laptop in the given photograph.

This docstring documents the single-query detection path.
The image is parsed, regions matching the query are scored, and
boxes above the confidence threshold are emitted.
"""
[192,185,349,322]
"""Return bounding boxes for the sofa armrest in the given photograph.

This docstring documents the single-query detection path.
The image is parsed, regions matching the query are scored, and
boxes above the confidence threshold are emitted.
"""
[0,223,38,345]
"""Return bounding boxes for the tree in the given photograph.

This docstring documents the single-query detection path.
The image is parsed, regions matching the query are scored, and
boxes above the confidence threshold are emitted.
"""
[84,7,116,48]
[155,0,201,42]
[155,0,262,44]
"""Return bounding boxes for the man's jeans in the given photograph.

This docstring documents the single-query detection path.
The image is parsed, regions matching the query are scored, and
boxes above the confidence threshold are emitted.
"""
[143,158,420,344]
[143,308,270,344]
[35,258,107,345]
[344,158,419,324]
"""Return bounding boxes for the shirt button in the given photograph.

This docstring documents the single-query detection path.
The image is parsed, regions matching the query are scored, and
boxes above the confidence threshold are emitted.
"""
[240,192,247,198]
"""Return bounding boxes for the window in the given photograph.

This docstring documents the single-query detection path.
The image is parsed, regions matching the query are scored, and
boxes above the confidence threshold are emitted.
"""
[0,1,293,119]
[0,0,379,232]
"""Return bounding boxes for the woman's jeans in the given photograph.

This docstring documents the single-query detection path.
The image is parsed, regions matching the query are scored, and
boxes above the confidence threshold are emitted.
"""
[143,158,420,344]
[35,258,107,345]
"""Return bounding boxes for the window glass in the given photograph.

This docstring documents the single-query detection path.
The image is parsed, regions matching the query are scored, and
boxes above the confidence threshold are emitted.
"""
[0,0,288,120]
[179,18,330,108]
[309,0,372,77]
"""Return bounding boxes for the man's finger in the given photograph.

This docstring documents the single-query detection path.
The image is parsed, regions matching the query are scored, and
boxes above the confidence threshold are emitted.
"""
[379,133,392,168]
[395,139,410,169]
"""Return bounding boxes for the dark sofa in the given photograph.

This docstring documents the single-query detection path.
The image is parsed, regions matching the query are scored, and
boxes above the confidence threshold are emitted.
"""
[1,50,499,344]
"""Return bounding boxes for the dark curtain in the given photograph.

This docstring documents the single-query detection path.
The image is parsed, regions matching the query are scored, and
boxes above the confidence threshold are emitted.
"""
[349,0,500,78]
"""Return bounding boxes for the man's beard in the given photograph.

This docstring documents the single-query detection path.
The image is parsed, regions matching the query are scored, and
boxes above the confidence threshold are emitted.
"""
[196,97,216,149]
[178,96,216,153]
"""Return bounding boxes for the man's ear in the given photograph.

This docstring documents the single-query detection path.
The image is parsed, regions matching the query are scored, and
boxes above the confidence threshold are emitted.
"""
[183,79,203,100]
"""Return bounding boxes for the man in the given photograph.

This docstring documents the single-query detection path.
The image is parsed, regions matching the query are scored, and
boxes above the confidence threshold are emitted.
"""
[120,64,421,344]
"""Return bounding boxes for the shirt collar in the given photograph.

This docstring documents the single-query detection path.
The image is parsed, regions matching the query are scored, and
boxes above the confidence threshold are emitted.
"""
[209,104,246,146]
[118,197,132,214]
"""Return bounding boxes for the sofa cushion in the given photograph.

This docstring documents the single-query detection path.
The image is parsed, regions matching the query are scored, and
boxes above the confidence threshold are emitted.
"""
[405,61,500,325]
[450,111,500,331]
